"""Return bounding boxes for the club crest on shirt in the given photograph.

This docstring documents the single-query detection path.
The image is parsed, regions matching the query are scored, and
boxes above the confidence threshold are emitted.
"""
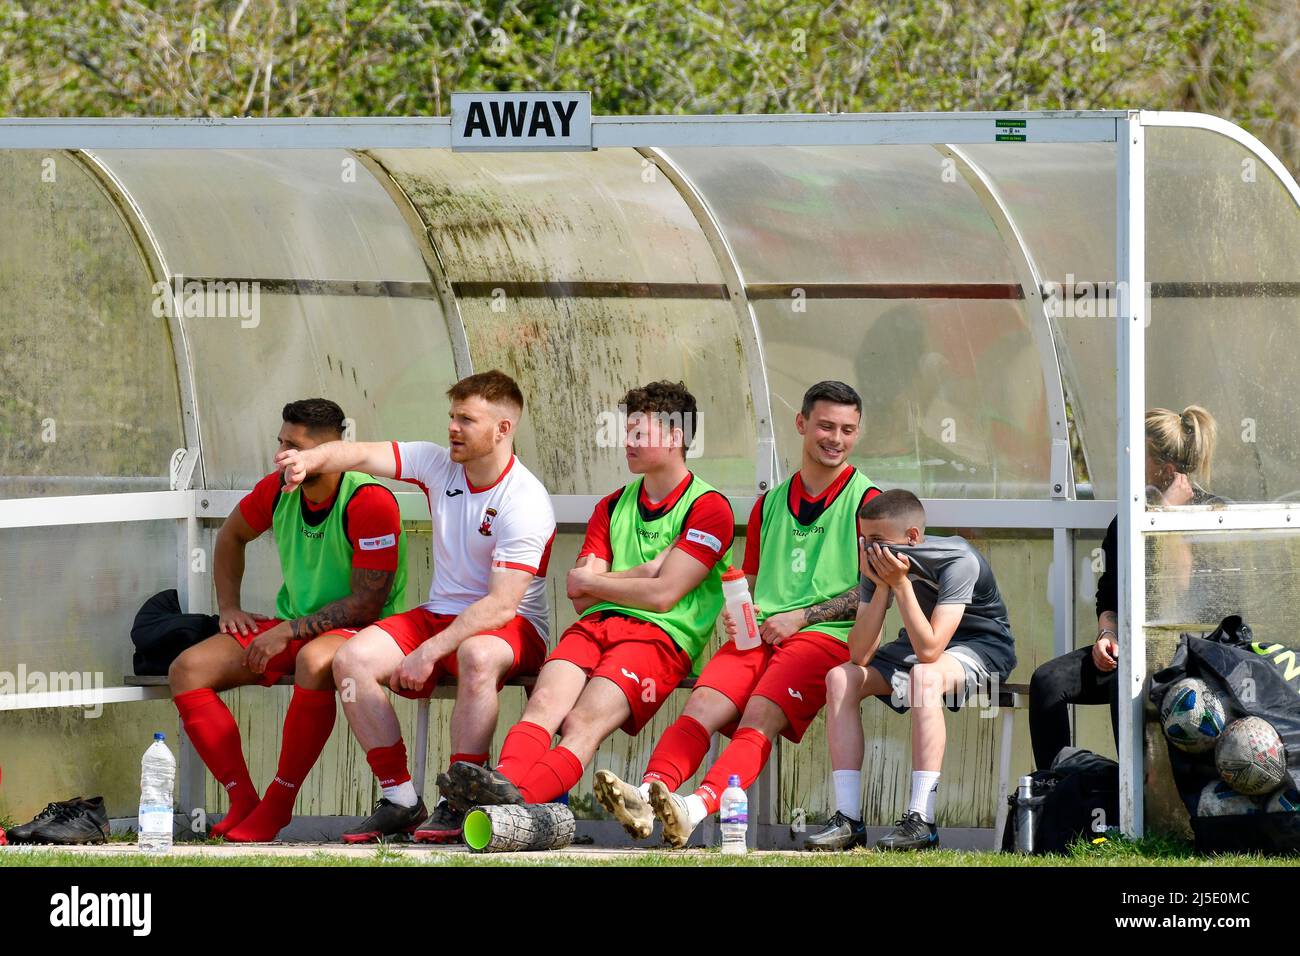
[478,507,499,536]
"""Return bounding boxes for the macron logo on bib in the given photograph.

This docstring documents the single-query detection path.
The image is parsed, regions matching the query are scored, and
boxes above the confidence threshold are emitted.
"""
[685,528,722,553]
[358,534,396,551]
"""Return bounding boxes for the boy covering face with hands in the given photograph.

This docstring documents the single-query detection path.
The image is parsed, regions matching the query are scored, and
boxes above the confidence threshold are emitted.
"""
[806,488,1016,851]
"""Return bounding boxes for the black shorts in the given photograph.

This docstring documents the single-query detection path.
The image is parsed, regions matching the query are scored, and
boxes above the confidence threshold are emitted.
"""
[868,632,1000,714]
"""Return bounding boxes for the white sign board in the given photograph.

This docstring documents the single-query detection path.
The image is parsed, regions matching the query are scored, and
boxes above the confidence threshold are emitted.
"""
[451,92,592,152]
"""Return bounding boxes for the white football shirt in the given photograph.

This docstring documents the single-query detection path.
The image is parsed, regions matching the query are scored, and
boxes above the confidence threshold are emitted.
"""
[392,441,555,642]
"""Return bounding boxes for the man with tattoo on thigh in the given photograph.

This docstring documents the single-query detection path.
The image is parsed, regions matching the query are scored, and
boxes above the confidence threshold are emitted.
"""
[168,399,407,842]
[593,381,880,847]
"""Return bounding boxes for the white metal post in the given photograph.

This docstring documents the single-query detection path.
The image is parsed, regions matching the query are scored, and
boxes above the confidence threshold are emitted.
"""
[1052,527,1076,659]
[1116,113,1147,838]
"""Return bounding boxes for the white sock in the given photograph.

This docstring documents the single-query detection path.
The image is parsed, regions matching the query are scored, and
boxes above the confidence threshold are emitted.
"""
[383,780,418,808]
[637,782,651,802]
[909,771,940,824]
[833,770,862,821]
[684,793,709,828]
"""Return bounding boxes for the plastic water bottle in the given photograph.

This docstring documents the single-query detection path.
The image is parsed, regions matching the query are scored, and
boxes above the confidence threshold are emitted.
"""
[721,568,761,651]
[139,732,176,854]
[720,774,748,855]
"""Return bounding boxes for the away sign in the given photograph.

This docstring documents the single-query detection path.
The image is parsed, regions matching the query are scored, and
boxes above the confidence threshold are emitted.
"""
[451,92,593,151]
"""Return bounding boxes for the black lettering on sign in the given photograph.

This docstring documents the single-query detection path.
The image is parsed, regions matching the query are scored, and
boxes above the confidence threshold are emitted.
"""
[464,101,489,138]
[552,99,577,136]
[529,105,554,137]
[491,100,528,137]
[461,97,582,141]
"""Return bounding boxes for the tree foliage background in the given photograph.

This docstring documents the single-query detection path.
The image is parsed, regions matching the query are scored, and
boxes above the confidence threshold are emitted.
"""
[0,0,1296,169]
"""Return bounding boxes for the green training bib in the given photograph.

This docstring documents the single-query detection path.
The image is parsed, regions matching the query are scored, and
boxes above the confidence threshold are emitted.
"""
[583,474,731,668]
[752,468,876,644]
[271,471,408,621]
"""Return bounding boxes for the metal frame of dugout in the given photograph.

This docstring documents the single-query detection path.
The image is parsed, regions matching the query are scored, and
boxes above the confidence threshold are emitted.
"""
[2,106,1298,845]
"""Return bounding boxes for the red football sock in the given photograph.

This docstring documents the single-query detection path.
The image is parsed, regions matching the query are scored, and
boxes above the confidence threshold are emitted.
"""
[366,740,411,788]
[695,727,773,815]
[495,721,553,784]
[518,747,584,804]
[643,714,713,791]
[225,686,336,843]
[174,688,260,837]
[448,751,489,770]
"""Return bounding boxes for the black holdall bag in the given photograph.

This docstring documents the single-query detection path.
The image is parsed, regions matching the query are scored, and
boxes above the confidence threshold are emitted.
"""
[1149,614,1300,854]
[1001,747,1119,854]
[130,589,220,676]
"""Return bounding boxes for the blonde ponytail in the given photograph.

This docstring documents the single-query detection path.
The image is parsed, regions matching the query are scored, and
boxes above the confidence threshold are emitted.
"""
[1146,405,1217,483]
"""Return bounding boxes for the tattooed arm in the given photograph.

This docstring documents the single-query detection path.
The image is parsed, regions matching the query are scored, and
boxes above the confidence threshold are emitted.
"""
[759,585,861,644]
[289,567,396,640]
[801,586,862,626]
[242,567,395,674]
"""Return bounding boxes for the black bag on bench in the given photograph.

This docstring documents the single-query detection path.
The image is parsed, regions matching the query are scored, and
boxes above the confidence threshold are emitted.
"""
[130,589,220,676]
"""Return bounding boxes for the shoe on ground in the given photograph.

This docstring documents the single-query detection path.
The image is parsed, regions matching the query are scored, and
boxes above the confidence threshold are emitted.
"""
[647,780,697,849]
[803,810,867,852]
[7,797,84,843]
[412,798,466,844]
[594,769,654,840]
[875,810,939,851]
[26,797,110,845]
[341,798,428,844]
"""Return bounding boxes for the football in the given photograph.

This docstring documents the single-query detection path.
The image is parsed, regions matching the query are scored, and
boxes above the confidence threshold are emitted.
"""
[1159,678,1227,753]
[1216,716,1288,796]
[1265,787,1300,813]
[1197,779,1264,817]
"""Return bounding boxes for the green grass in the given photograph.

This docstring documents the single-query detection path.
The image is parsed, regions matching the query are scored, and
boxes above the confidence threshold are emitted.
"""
[2,836,1297,867]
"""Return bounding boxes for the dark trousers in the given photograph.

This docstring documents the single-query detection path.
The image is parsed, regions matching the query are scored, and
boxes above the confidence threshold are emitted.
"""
[1028,646,1119,770]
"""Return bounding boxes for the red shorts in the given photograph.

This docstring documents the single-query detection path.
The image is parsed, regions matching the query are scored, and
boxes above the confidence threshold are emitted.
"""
[231,618,358,687]
[549,612,693,735]
[695,629,851,743]
[373,606,547,699]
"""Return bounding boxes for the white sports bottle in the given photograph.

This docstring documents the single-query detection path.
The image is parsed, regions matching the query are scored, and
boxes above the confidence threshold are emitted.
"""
[721,568,760,651]
[139,732,176,854]
[720,774,748,855]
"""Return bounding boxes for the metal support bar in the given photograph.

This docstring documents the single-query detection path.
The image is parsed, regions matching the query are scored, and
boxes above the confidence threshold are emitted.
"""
[699,734,721,848]
[412,698,432,801]
[0,112,1125,151]
[1116,113,1147,839]
[191,490,1116,532]
[992,705,1016,849]
[1052,528,1076,659]
[751,745,779,849]
[0,685,170,710]
[177,716,208,836]
[3,489,1123,535]
[0,490,193,528]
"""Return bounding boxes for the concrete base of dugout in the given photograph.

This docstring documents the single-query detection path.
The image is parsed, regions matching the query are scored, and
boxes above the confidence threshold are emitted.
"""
[100,815,1001,852]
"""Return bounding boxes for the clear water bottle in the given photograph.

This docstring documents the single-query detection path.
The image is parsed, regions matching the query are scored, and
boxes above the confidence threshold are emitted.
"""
[720,774,748,855]
[139,732,176,854]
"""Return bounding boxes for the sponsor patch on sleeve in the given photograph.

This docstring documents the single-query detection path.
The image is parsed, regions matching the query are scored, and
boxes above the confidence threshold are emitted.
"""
[358,533,397,551]
[685,528,722,553]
